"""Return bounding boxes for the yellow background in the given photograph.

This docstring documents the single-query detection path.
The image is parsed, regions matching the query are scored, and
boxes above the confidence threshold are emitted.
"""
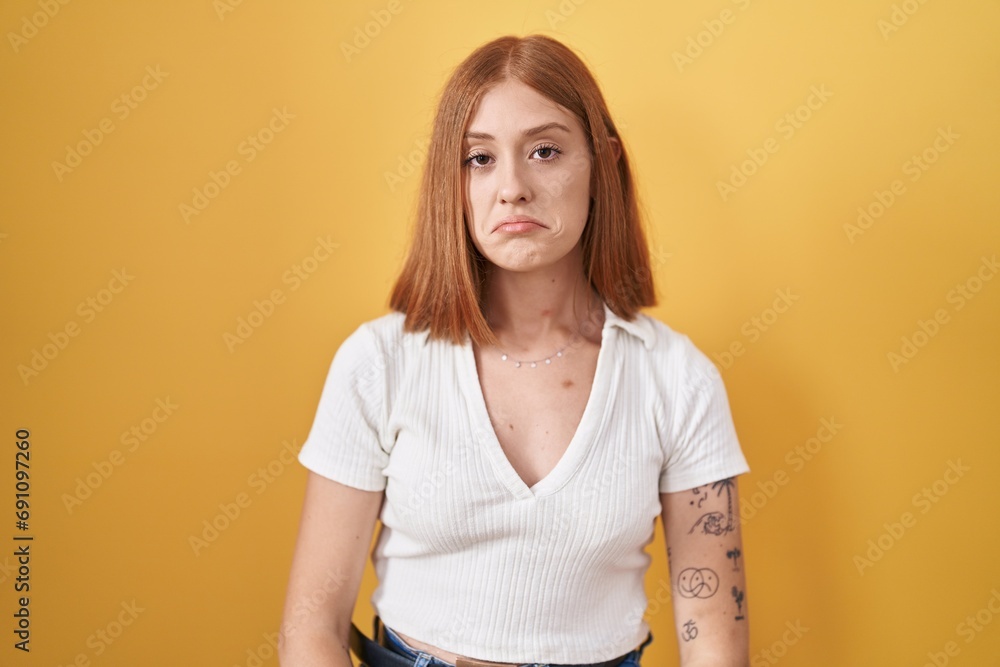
[1,0,998,665]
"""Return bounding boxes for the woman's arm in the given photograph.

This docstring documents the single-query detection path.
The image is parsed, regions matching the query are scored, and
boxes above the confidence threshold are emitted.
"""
[279,471,384,667]
[660,476,749,667]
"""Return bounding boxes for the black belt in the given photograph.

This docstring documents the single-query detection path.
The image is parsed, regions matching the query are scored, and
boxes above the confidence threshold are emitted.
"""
[349,615,641,667]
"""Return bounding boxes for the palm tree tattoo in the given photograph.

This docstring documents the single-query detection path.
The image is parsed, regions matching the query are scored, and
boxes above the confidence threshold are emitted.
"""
[688,477,736,536]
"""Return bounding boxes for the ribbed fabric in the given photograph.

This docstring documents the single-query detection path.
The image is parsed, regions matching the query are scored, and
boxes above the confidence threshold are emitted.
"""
[298,301,750,663]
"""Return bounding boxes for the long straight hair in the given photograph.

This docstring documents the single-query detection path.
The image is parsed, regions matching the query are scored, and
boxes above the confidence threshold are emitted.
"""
[388,34,657,347]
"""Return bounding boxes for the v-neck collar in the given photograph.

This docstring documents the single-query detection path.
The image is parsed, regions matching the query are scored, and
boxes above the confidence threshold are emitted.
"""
[458,301,624,500]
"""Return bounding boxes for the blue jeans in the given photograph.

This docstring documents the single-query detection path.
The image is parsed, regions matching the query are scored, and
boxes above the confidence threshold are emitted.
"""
[378,617,653,667]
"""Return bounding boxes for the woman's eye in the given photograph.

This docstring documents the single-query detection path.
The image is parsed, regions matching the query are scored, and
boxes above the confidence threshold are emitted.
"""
[464,145,561,169]
[464,152,490,168]
[534,144,562,161]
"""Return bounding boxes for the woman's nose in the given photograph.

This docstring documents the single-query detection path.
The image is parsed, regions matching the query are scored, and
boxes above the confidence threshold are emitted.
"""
[498,159,531,204]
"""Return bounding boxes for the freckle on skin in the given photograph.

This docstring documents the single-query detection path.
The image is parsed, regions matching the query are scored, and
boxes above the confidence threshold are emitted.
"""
[508,424,514,430]
[562,379,573,388]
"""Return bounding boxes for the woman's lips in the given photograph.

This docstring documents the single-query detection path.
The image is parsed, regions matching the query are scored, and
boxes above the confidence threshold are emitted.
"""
[492,215,545,233]
[494,221,544,233]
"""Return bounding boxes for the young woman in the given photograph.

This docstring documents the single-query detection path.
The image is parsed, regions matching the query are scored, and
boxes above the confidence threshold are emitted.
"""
[280,34,751,667]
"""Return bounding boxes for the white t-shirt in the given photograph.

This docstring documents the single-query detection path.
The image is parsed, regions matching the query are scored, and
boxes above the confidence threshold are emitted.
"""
[297,301,750,663]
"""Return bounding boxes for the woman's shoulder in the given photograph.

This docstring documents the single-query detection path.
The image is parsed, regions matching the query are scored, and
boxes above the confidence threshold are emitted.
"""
[332,309,434,368]
[628,311,722,387]
[619,309,701,357]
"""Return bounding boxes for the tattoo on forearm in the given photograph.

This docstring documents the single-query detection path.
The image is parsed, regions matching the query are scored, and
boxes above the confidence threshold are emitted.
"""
[682,619,698,641]
[677,567,719,598]
[687,477,737,536]
[726,546,742,571]
[731,586,745,620]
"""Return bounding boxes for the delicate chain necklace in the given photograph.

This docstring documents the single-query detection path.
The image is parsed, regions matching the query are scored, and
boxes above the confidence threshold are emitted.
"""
[491,300,600,369]
[499,330,583,368]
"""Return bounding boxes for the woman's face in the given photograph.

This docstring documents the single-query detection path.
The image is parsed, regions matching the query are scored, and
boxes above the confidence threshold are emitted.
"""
[462,78,595,274]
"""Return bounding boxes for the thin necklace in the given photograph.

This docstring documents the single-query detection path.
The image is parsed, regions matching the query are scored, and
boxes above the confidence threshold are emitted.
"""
[499,331,583,368]
[491,299,600,369]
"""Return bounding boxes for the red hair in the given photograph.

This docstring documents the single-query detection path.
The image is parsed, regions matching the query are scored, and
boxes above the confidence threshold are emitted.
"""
[388,34,657,346]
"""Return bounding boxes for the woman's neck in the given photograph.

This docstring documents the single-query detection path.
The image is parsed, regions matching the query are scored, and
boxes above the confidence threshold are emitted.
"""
[481,255,603,353]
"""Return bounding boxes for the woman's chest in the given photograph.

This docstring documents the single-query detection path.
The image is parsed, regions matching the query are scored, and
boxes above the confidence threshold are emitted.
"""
[380,345,664,556]
[475,345,599,491]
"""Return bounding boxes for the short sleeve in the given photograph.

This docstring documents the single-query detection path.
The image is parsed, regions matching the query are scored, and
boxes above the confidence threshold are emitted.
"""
[658,336,750,493]
[297,323,389,491]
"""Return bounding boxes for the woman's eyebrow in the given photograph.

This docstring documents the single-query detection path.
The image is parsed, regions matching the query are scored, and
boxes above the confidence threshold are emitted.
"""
[464,121,571,142]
